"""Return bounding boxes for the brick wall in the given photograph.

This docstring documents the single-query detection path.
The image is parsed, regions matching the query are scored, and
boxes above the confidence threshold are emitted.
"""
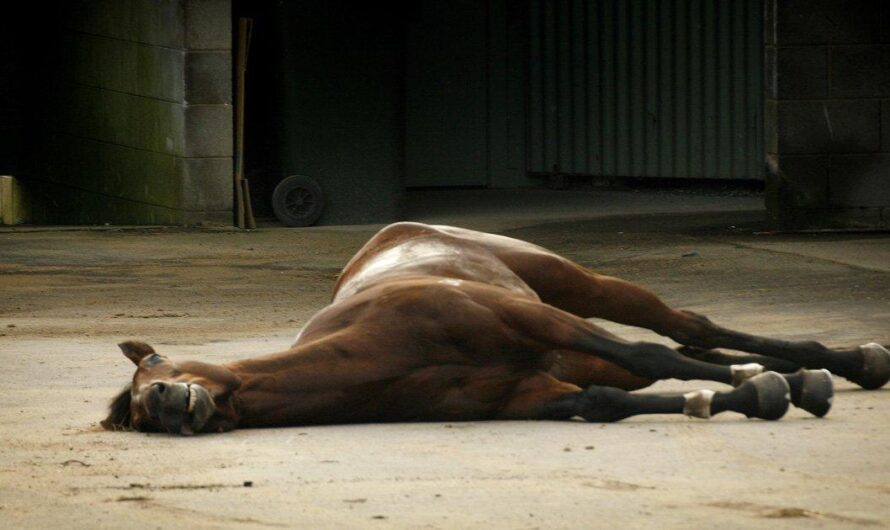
[21,0,233,225]
[766,0,890,229]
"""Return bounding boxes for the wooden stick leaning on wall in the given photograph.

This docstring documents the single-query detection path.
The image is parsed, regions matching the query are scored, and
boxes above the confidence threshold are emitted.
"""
[235,17,256,229]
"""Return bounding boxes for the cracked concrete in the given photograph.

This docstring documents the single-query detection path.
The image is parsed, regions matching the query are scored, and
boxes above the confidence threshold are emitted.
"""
[1,189,888,528]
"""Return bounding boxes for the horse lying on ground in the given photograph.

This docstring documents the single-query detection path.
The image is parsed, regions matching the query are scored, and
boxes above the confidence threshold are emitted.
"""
[104,222,890,435]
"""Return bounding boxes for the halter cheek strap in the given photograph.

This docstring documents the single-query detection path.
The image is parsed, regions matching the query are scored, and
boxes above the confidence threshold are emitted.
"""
[683,389,715,419]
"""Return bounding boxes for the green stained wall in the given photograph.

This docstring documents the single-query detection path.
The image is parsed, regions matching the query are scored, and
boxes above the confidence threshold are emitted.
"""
[11,0,233,226]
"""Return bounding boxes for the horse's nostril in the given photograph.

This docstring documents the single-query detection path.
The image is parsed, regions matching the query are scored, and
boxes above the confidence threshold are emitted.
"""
[152,382,168,394]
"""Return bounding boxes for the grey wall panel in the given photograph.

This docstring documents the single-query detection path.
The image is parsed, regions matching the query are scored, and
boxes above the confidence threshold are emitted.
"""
[277,1,405,223]
[527,0,764,179]
[405,0,488,188]
[488,0,533,187]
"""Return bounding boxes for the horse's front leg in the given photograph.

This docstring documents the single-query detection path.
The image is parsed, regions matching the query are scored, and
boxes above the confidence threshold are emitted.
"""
[500,372,793,422]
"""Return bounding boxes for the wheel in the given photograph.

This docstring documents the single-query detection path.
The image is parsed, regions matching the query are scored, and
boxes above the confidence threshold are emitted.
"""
[272,175,324,227]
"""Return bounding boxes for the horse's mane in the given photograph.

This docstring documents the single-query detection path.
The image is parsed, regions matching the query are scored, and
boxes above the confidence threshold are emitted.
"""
[101,384,133,431]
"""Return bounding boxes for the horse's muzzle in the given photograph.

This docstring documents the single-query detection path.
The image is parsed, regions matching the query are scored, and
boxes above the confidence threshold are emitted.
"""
[145,381,215,435]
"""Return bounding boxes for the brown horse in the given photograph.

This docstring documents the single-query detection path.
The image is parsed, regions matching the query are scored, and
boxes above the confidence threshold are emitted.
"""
[104,222,890,435]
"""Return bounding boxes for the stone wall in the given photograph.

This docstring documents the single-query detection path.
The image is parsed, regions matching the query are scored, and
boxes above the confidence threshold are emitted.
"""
[21,0,233,225]
[766,0,890,229]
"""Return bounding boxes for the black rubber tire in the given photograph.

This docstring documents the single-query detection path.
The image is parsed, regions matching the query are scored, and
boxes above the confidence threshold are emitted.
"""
[272,175,324,227]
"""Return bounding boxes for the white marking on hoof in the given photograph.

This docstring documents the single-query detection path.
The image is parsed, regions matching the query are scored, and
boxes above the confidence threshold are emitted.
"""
[731,363,764,387]
[683,389,715,419]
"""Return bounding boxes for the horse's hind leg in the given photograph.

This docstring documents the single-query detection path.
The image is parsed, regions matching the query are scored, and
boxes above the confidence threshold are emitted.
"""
[548,350,654,391]
[548,347,829,416]
[665,311,889,390]
[501,252,889,390]
[500,301,731,389]
[500,371,791,422]
[676,346,800,373]
[674,346,835,416]
[500,297,835,417]
[542,347,823,412]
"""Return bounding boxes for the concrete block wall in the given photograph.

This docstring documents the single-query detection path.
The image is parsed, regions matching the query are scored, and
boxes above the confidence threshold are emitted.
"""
[766,0,890,229]
[23,0,233,225]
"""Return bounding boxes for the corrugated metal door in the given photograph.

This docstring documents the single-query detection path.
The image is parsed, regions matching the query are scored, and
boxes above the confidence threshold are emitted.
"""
[526,0,764,179]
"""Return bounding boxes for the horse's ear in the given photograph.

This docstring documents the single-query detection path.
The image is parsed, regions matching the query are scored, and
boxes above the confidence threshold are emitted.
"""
[118,341,156,365]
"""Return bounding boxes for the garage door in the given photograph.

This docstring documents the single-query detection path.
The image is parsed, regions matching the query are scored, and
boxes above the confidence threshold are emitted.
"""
[526,0,764,180]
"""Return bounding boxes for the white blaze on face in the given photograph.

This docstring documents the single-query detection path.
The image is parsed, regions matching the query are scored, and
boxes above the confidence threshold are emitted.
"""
[134,381,155,403]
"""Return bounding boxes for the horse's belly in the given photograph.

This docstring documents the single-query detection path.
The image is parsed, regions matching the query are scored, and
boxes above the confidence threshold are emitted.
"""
[351,364,527,422]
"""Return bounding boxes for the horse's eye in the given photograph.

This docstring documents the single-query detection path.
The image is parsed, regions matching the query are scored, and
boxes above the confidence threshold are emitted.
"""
[145,354,163,367]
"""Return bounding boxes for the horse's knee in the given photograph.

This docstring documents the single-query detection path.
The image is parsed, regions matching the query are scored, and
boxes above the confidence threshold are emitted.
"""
[549,352,653,391]
[627,342,682,379]
[576,385,637,422]
[664,310,720,346]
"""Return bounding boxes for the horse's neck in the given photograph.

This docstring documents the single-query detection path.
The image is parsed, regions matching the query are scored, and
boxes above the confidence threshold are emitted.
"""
[222,341,369,427]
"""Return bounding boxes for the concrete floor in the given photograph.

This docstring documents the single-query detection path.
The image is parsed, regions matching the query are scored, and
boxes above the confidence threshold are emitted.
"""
[1,189,889,529]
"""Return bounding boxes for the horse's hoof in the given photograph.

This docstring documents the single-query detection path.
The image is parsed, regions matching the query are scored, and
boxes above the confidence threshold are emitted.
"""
[793,369,833,418]
[741,371,790,420]
[849,343,890,390]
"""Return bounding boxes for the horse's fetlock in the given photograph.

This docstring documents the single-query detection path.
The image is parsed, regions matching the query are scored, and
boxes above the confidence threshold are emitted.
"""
[577,386,634,422]
[629,342,675,378]
[799,340,828,353]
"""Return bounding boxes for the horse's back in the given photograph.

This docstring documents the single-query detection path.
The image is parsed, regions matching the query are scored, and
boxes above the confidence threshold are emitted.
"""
[332,222,540,302]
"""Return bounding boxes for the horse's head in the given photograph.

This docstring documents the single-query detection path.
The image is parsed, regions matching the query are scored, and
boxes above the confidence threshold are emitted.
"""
[102,341,242,435]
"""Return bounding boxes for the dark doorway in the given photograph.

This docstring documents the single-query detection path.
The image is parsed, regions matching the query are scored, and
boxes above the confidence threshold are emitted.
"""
[233,1,286,219]
[405,0,489,188]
